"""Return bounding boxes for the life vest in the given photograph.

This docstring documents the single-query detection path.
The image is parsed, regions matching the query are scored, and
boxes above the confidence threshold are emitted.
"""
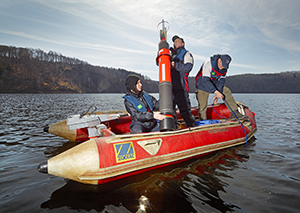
[210,59,226,80]
[123,94,154,112]
[173,48,190,92]
[195,64,203,85]
[174,48,187,62]
[195,57,226,85]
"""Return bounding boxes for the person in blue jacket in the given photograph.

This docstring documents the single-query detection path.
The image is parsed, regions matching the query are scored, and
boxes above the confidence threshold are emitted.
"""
[195,54,246,120]
[123,74,165,133]
[170,35,196,127]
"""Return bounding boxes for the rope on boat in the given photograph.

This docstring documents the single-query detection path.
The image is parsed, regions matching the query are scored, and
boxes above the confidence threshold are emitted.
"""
[211,102,228,122]
[212,100,248,144]
[80,105,97,118]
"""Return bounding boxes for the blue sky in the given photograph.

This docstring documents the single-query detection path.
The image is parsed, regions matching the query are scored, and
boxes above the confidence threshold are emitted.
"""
[1,0,299,80]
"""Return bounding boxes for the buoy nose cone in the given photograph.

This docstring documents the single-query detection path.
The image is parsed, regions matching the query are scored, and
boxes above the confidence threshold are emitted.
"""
[37,161,48,174]
[43,126,49,133]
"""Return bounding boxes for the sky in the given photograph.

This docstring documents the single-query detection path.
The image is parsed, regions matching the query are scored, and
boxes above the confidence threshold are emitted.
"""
[1,0,300,80]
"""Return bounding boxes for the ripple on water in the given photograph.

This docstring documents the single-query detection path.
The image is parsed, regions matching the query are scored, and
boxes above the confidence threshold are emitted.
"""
[1,93,300,212]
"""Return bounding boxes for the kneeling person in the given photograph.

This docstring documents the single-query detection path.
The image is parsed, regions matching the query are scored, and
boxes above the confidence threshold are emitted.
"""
[123,74,165,133]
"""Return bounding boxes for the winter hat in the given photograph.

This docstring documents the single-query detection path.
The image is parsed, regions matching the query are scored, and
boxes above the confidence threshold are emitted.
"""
[125,74,140,92]
[220,55,232,69]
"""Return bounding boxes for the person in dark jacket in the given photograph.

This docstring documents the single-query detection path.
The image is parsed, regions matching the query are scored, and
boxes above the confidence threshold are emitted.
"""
[195,54,246,120]
[123,74,165,134]
[170,35,196,127]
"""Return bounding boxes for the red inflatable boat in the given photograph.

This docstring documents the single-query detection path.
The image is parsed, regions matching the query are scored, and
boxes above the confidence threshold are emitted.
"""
[38,102,257,185]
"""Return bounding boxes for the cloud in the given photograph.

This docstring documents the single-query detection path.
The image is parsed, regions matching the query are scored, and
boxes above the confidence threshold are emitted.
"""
[26,0,300,54]
[1,0,299,80]
[231,62,263,70]
[0,29,66,46]
[217,0,300,52]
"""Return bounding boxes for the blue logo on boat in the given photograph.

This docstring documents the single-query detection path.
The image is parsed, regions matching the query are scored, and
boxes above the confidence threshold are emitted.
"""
[114,142,136,163]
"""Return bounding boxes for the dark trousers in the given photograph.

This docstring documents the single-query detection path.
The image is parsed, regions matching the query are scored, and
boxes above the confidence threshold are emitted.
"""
[173,89,196,127]
[130,121,160,134]
[196,86,238,120]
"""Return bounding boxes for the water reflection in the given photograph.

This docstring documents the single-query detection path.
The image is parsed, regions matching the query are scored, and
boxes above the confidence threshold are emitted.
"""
[43,140,78,158]
[41,138,256,212]
[137,195,150,213]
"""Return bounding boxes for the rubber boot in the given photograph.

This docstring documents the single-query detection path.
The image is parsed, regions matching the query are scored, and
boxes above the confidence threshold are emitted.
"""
[181,111,196,127]
[230,110,248,121]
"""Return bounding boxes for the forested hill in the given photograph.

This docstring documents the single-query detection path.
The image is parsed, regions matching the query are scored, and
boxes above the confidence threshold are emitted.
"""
[0,45,158,93]
[0,45,299,93]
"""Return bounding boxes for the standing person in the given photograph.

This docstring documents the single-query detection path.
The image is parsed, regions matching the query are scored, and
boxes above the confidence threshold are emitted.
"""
[123,74,165,134]
[195,54,246,120]
[170,35,196,127]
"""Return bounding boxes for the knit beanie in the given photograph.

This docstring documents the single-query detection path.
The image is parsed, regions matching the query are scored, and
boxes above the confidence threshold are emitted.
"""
[125,74,140,92]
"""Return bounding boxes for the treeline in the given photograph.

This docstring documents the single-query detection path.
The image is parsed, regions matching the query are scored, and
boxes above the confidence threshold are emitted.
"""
[0,45,87,65]
[225,72,300,93]
[0,45,299,93]
[0,45,158,93]
[189,71,300,93]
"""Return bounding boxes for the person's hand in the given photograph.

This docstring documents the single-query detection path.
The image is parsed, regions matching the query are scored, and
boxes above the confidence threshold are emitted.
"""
[214,90,224,100]
[171,61,175,68]
[154,112,166,121]
[213,96,218,105]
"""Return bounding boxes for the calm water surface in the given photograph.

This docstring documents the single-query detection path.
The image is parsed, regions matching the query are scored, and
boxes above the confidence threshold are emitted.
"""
[0,93,299,212]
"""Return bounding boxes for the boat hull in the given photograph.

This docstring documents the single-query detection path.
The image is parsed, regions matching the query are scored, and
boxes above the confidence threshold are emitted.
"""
[40,104,257,185]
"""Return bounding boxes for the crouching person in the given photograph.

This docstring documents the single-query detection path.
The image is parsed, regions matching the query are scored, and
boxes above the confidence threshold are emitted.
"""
[195,54,247,120]
[123,74,165,133]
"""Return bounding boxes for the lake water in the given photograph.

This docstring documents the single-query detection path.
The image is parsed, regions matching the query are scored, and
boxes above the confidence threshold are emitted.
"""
[0,93,299,212]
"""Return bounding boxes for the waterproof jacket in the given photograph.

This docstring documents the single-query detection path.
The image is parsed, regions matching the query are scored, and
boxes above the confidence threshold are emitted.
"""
[195,54,227,93]
[123,90,159,130]
[171,47,193,92]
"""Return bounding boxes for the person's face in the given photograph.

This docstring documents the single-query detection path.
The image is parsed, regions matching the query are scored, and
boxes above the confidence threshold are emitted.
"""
[217,58,225,70]
[173,38,184,49]
[136,79,142,92]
